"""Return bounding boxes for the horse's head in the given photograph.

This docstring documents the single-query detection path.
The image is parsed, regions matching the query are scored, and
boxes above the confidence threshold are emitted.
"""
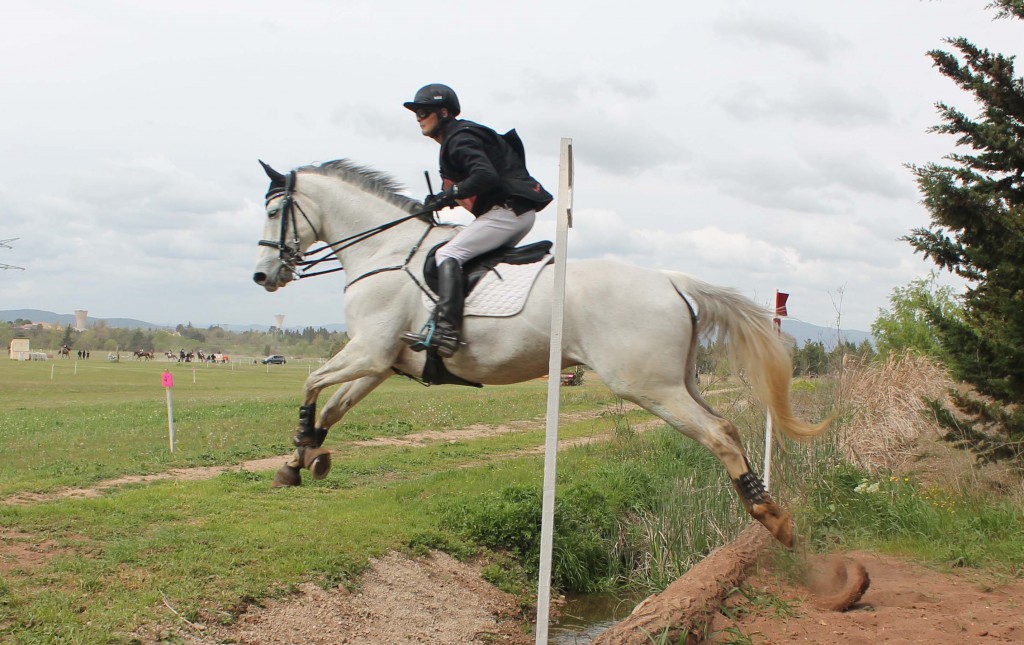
[253,158,435,292]
[253,161,325,291]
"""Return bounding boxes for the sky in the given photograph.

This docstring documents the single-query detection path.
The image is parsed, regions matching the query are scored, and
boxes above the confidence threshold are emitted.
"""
[1,0,1020,332]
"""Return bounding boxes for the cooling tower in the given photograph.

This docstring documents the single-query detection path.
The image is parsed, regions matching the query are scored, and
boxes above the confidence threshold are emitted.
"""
[274,314,285,331]
[73,310,88,331]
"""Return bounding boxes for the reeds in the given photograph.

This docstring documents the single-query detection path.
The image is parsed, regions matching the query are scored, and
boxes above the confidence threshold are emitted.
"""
[834,352,953,473]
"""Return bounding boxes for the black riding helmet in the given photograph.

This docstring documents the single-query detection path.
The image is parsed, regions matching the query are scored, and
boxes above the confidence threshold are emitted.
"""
[403,84,461,117]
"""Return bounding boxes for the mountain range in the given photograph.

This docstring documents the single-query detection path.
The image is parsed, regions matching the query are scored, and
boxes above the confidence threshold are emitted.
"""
[779,319,874,349]
[3,309,872,348]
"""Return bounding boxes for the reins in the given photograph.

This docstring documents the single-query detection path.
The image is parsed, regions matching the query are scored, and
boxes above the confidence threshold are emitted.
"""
[258,170,438,288]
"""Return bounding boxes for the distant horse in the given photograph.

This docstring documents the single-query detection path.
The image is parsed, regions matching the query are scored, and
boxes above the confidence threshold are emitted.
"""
[165,351,177,362]
[59,345,71,359]
[252,160,830,547]
[133,349,153,361]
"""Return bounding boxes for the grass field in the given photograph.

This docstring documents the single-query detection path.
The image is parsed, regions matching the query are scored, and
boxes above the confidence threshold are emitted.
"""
[5,357,1020,644]
[1,357,746,643]
[0,358,628,497]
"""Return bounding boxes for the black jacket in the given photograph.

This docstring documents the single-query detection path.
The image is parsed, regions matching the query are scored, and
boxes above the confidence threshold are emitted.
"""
[438,119,553,217]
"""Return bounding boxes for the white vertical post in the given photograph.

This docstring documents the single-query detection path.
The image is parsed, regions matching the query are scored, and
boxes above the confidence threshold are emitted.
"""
[763,402,774,490]
[166,388,175,452]
[536,138,573,644]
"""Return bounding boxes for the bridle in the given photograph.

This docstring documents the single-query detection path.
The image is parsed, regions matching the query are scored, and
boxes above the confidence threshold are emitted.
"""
[258,171,311,272]
[258,170,438,288]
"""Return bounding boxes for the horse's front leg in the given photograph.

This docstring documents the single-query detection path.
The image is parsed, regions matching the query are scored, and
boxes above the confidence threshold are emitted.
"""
[273,341,396,488]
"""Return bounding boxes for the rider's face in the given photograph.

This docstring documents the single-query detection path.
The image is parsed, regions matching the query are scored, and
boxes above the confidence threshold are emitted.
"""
[416,108,446,138]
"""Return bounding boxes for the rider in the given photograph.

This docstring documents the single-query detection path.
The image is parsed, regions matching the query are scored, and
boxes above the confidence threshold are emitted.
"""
[400,83,552,357]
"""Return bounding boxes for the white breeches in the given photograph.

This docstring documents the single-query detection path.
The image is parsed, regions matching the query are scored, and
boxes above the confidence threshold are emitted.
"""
[435,206,536,266]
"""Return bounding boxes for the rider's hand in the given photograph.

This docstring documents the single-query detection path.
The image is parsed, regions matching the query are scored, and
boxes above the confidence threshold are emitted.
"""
[423,186,459,211]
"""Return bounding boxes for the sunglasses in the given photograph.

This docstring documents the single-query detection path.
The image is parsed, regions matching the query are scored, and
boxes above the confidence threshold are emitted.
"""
[415,108,438,120]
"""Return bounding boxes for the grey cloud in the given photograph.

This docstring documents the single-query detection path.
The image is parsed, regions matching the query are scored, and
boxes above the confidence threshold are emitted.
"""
[52,162,242,233]
[808,154,915,200]
[714,15,849,62]
[720,79,892,127]
[494,73,659,107]
[702,156,843,215]
[704,148,911,215]
[531,120,684,176]
[329,103,409,141]
[510,74,685,175]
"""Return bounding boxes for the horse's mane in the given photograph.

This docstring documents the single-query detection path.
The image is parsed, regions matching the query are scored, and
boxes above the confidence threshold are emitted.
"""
[298,159,423,215]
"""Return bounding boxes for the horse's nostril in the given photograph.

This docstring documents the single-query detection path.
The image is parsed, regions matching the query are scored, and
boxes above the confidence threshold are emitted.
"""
[253,272,267,285]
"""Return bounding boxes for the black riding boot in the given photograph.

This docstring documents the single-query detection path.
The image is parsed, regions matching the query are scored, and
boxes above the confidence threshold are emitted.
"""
[402,258,464,358]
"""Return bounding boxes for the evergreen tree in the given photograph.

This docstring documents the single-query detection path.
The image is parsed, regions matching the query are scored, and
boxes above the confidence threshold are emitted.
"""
[792,341,828,377]
[60,324,76,348]
[905,1,1024,463]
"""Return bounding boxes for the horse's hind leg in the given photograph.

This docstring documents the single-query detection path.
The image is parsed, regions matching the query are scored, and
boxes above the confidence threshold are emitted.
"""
[619,384,794,547]
[274,373,390,487]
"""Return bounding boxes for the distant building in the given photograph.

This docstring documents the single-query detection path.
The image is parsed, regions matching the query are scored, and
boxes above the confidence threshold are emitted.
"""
[9,338,30,360]
[74,310,88,331]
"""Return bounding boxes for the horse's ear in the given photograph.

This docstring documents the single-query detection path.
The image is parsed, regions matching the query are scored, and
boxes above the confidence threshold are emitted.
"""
[259,160,287,186]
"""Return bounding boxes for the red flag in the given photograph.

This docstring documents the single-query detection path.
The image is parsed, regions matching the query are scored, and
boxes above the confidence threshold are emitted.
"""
[774,292,789,318]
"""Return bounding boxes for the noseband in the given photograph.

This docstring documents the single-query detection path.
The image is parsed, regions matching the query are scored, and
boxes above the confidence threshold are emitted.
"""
[258,170,437,283]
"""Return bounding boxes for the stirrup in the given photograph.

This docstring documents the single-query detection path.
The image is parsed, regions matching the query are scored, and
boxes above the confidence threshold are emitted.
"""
[401,321,437,353]
[401,321,462,357]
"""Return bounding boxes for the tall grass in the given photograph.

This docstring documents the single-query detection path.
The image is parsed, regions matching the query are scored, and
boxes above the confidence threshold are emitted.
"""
[834,354,954,473]
[438,389,766,596]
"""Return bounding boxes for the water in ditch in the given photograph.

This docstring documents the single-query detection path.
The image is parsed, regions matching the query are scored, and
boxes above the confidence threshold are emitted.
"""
[548,591,643,644]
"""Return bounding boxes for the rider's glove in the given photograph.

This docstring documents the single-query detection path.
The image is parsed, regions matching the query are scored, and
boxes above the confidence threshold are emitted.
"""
[423,185,459,211]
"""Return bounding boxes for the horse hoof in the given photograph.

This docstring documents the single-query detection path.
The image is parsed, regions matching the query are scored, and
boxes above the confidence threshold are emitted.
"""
[752,503,794,548]
[302,447,332,480]
[272,464,302,488]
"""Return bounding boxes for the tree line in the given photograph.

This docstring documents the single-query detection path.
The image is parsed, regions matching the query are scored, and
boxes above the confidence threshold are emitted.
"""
[1,320,349,360]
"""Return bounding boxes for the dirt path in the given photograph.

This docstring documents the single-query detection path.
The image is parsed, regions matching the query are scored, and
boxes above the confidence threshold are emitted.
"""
[1,402,657,507]
[173,551,533,645]
[5,391,753,508]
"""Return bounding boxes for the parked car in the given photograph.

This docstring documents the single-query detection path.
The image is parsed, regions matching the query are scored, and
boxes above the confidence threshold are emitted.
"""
[261,355,286,364]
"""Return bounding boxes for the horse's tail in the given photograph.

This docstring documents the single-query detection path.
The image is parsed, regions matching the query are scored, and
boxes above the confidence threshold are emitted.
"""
[665,272,830,441]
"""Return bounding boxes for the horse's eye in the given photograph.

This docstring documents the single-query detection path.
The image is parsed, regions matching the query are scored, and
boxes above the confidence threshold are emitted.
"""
[267,206,280,218]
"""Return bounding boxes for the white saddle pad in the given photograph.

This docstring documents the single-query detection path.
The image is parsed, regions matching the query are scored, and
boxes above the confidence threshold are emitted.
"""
[421,254,552,317]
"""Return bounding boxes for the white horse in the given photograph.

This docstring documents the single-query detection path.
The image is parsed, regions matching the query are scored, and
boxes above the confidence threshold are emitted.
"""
[252,160,828,547]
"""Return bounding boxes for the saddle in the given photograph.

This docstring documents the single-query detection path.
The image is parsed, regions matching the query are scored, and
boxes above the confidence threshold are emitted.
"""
[421,240,553,296]
[410,240,553,389]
